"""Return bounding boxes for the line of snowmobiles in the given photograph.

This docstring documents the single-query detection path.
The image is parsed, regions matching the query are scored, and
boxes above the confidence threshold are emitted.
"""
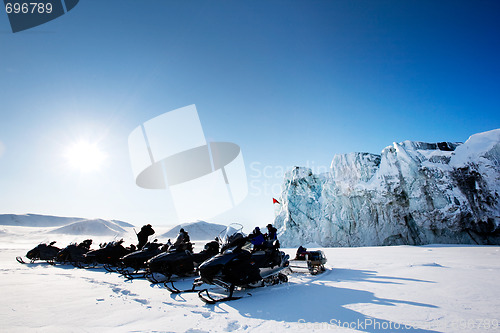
[16,239,132,268]
[15,224,324,303]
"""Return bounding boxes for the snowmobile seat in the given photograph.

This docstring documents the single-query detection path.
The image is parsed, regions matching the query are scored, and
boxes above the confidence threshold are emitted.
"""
[250,251,270,268]
[172,242,193,253]
[251,248,282,268]
[261,240,277,250]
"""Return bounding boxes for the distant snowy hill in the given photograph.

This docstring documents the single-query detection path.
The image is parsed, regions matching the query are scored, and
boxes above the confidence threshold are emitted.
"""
[275,129,500,247]
[0,214,82,227]
[0,214,134,228]
[108,220,135,228]
[162,221,227,240]
[49,219,128,236]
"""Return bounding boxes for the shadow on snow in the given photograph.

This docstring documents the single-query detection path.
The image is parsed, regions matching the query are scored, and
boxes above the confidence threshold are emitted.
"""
[216,268,440,333]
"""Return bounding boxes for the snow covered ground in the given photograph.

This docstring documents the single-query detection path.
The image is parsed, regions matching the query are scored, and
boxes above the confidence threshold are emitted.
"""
[1,226,499,332]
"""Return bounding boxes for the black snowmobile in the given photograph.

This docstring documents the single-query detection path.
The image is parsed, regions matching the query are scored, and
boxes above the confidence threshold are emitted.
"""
[16,241,61,264]
[146,241,218,284]
[56,239,93,267]
[194,224,289,303]
[117,241,167,279]
[84,239,131,269]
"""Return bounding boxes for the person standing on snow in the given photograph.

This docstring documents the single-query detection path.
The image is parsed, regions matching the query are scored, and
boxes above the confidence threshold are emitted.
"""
[137,224,155,250]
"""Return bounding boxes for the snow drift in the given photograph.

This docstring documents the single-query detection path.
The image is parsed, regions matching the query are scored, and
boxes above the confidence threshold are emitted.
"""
[162,221,227,240]
[275,129,500,247]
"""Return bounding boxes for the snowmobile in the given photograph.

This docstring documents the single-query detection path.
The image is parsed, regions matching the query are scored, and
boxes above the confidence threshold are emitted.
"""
[146,240,218,284]
[117,241,167,279]
[193,224,289,304]
[16,241,61,264]
[83,239,131,269]
[56,239,93,266]
[289,246,327,275]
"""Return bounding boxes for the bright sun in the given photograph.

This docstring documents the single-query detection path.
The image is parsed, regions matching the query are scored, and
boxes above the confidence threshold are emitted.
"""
[64,141,107,172]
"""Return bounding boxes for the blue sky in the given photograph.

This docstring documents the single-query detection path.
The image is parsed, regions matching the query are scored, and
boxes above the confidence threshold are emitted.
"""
[0,0,499,230]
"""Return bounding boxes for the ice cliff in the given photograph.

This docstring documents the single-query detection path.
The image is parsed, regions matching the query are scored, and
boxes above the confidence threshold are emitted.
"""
[274,129,500,247]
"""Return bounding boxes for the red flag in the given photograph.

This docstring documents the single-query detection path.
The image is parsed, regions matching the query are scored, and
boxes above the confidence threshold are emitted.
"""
[273,198,280,204]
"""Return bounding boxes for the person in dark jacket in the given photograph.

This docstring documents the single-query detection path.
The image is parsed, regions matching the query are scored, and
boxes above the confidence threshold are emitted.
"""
[248,227,265,250]
[295,246,307,260]
[78,239,92,250]
[137,224,155,250]
[174,228,190,246]
[265,224,278,241]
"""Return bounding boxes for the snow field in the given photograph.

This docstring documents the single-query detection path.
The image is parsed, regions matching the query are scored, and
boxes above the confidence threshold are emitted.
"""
[1,228,499,332]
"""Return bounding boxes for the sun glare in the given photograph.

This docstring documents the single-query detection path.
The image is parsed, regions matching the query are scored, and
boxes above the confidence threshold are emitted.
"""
[64,141,107,172]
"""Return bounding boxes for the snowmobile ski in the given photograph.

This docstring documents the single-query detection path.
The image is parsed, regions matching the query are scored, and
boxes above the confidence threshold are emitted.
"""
[145,272,172,284]
[16,255,56,265]
[16,256,28,264]
[103,264,117,272]
[197,285,251,304]
[164,280,201,294]
[118,267,149,280]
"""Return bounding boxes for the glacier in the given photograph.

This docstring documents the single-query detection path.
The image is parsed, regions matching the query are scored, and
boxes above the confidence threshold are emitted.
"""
[274,129,500,247]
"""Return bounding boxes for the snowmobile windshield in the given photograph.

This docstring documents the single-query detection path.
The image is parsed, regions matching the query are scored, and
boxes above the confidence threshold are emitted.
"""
[219,223,245,249]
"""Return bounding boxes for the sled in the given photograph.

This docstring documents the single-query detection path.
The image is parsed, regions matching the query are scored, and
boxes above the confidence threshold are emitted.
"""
[289,250,327,275]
